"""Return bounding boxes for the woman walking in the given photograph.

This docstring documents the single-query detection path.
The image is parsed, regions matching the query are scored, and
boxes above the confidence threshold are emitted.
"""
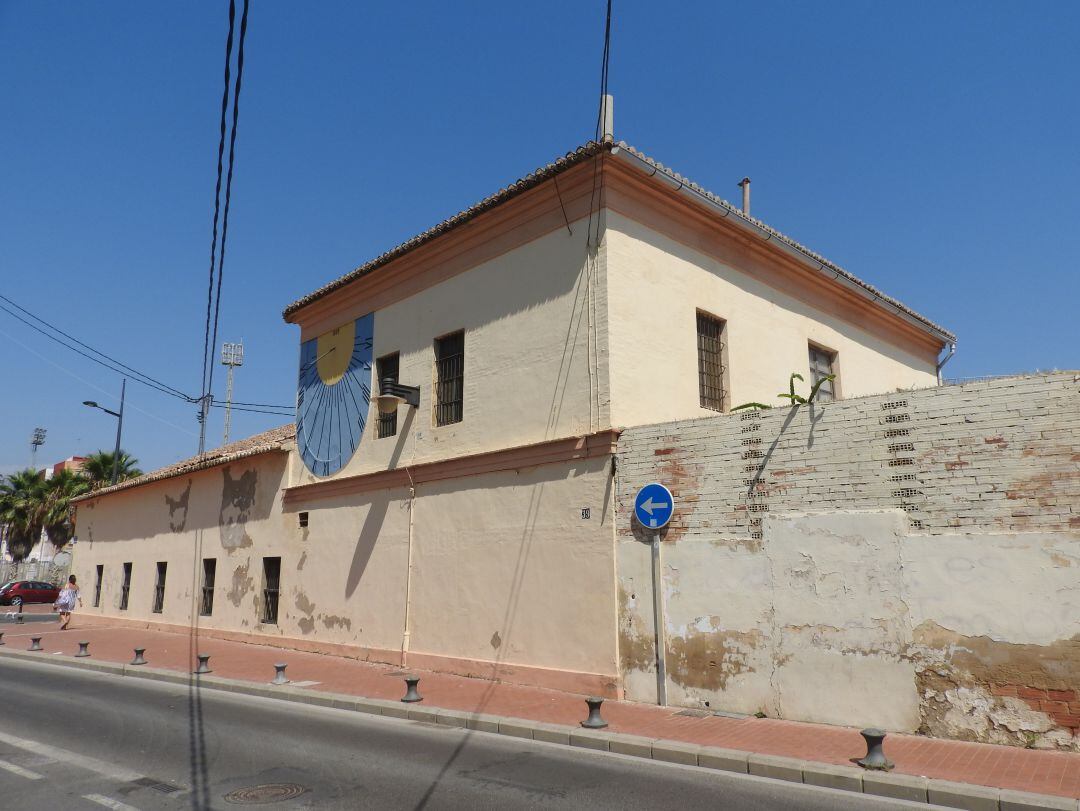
[55,574,82,630]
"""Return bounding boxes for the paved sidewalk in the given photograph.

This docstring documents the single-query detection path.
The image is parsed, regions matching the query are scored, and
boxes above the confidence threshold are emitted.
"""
[3,616,1078,801]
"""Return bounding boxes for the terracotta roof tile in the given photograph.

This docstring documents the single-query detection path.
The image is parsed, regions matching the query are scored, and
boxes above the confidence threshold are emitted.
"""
[73,424,295,503]
[282,140,955,343]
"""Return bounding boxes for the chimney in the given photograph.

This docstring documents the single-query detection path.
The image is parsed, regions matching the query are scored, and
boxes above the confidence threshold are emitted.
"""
[738,177,751,216]
[600,94,614,142]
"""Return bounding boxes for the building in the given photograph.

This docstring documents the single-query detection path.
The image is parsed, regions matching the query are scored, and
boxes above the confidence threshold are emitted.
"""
[74,138,1030,728]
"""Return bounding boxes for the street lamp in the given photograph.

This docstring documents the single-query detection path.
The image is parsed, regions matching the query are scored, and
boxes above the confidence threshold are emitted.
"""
[83,379,126,486]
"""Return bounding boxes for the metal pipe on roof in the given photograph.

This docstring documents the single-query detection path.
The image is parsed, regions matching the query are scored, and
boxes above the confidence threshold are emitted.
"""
[936,343,957,384]
[608,145,956,347]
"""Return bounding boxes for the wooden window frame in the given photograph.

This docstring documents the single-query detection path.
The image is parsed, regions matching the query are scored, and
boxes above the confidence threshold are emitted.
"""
[808,342,840,402]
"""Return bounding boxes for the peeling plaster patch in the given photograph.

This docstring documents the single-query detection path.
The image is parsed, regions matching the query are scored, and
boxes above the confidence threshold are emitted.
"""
[618,584,655,674]
[297,550,307,571]
[490,631,502,650]
[164,480,193,532]
[227,560,253,608]
[708,537,762,554]
[914,621,1080,751]
[667,626,762,691]
[321,614,351,631]
[220,466,257,549]
[294,591,322,635]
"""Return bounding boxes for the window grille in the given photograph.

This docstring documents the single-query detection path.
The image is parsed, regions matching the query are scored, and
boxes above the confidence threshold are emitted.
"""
[152,562,167,614]
[808,345,837,402]
[376,352,400,438]
[93,564,103,608]
[434,331,465,426]
[201,558,216,617]
[697,313,726,411]
[120,562,132,611]
[261,557,281,625]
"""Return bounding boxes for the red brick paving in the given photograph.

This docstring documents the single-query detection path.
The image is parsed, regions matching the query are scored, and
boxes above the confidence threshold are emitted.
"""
[3,614,1078,799]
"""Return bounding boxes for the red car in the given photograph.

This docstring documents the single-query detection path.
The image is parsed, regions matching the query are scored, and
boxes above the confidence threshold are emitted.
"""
[0,580,60,608]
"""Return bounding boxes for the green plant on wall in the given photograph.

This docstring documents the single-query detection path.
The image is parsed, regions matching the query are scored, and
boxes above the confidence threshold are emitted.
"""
[731,372,836,411]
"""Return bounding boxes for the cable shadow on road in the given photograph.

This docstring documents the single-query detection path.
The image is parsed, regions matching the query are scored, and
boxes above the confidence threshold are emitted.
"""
[188,527,211,811]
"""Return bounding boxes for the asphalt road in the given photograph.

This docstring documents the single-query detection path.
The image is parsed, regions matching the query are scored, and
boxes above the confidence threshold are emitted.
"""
[0,657,928,810]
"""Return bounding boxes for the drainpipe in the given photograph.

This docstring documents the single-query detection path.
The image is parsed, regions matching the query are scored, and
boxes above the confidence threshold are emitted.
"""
[401,468,416,667]
[936,342,957,385]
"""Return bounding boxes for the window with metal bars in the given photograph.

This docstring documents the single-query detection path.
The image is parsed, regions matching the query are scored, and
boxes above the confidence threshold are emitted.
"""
[434,330,464,426]
[808,344,837,402]
[93,564,103,608]
[200,558,216,617]
[376,352,400,438]
[696,312,726,411]
[152,562,167,614]
[120,562,132,611]
[261,557,281,625]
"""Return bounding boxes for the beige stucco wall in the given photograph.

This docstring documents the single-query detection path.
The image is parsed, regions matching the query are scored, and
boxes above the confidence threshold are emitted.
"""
[73,446,620,686]
[604,211,939,427]
[617,510,1080,751]
[294,216,610,488]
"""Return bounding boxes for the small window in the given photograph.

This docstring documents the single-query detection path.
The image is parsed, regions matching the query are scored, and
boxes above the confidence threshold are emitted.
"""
[376,352,400,438]
[152,562,167,614]
[298,511,309,529]
[809,344,837,402]
[261,557,281,625]
[93,564,103,608]
[120,562,132,611]
[434,330,465,426]
[697,312,726,411]
[201,558,216,617]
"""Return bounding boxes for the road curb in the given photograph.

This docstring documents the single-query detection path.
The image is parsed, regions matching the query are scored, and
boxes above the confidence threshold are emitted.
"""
[1,647,1076,810]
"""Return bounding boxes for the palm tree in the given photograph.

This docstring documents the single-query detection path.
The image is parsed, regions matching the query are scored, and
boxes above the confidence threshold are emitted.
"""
[0,469,48,561]
[80,450,142,488]
[42,469,90,550]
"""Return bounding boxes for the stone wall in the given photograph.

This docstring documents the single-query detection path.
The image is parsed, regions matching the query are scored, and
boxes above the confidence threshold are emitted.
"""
[615,372,1080,750]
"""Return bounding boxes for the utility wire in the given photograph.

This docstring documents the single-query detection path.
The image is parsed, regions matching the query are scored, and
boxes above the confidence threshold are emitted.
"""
[0,295,296,412]
[200,0,237,413]
[206,0,250,405]
[0,300,193,401]
[0,293,191,399]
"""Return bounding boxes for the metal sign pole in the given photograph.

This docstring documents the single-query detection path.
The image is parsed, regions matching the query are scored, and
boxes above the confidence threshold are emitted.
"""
[651,531,667,706]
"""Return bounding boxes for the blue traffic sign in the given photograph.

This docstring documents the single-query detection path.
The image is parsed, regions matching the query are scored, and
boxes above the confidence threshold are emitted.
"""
[634,482,675,530]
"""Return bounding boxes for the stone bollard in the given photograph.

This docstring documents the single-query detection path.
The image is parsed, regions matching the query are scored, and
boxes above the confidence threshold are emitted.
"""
[75,641,90,658]
[193,654,212,675]
[272,663,290,685]
[130,648,147,666]
[401,676,423,703]
[581,697,608,729]
[855,728,894,770]
[29,636,42,651]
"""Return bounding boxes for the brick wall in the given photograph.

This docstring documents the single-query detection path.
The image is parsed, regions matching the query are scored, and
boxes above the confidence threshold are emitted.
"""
[617,372,1080,539]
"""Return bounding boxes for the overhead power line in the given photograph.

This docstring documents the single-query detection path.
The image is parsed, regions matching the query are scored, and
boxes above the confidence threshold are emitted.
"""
[0,293,190,399]
[0,293,296,413]
[198,0,252,453]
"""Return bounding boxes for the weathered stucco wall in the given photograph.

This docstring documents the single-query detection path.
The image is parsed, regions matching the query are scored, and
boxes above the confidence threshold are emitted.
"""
[293,216,611,488]
[616,372,1080,750]
[604,211,940,429]
[73,445,619,693]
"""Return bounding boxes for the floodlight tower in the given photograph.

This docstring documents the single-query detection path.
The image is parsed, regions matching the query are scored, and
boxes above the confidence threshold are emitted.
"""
[220,341,244,445]
[30,427,46,470]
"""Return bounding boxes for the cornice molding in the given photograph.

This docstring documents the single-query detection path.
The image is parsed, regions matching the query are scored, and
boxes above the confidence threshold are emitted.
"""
[283,429,621,505]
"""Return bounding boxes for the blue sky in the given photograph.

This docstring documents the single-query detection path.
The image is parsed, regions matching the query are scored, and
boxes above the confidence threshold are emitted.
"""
[1,1,1077,474]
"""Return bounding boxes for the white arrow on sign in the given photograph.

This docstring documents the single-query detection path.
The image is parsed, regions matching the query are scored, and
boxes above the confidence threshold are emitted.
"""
[639,496,669,515]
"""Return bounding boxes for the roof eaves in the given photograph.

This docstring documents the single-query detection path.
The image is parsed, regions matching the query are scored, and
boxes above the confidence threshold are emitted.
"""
[72,425,295,504]
[282,141,610,321]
